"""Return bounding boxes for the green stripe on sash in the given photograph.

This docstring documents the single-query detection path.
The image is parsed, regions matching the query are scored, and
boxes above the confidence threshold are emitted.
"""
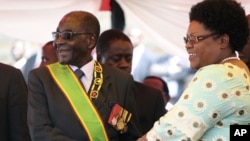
[47,63,108,141]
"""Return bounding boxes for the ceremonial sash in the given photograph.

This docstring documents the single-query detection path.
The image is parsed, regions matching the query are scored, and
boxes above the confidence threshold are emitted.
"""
[47,62,108,141]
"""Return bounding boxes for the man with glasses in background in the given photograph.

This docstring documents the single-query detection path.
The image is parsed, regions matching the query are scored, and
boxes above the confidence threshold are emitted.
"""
[27,11,141,141]
[96,29,167,135]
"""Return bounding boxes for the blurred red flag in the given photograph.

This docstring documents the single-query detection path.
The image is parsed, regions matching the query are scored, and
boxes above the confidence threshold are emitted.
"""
[100,0,111,11]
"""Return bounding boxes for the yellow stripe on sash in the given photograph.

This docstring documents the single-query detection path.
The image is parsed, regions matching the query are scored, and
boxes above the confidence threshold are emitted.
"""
[47,63,108,141]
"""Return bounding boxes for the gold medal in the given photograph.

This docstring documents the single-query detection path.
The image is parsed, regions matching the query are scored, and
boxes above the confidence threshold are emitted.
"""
[90,91,98,99]
[116,119,125,130]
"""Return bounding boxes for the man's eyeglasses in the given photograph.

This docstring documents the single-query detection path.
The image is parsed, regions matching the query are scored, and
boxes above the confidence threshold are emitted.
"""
[52,31,93,40]
[183,33,216,45]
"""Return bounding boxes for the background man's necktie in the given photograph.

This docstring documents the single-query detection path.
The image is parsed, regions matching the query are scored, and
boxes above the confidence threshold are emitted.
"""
[74,69,84,79]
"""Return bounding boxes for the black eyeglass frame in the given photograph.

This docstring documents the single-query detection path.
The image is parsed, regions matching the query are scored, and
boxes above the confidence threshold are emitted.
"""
[52,31,93,40]
[183,33,216,45]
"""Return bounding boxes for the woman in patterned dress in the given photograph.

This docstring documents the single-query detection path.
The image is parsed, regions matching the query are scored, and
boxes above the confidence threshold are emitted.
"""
[137,0,250,140]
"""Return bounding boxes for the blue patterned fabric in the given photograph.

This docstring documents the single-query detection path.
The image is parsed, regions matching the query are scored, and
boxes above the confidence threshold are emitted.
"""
[147,63,250,141]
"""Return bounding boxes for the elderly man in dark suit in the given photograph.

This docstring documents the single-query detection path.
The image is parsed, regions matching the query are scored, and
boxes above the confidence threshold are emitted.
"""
[0,63,31,141]
[96,29,166,134]
[27,11,141,141]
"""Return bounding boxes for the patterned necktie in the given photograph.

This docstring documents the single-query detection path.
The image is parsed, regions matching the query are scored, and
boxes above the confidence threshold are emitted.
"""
[74,69,84,79]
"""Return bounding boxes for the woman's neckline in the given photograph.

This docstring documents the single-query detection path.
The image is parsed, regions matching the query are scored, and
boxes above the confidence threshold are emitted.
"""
[221,56,240,63]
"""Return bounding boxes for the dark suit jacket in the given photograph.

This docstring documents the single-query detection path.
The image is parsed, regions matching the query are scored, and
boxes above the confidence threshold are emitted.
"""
[27,64,141,141]
[134,82,166,134]
[0,63,31,141]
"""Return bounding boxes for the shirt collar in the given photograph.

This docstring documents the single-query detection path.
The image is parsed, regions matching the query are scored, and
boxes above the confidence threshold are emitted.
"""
[70,59,94,81]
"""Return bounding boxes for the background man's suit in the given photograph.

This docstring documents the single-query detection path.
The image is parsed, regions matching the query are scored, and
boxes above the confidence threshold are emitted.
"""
[134,82,166,134]
[0,63,31,141]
